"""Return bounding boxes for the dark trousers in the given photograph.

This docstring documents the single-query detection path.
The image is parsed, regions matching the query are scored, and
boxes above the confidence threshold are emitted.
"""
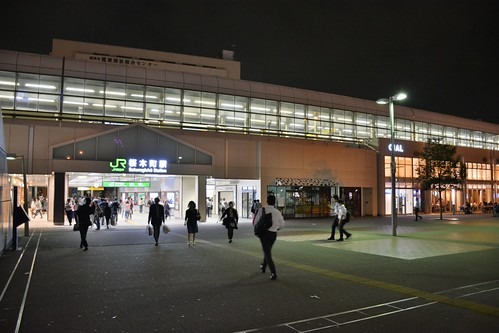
[330,216,339,238]
[94,215,101,229]
[259,231,277,274]
[152,224,161,244]
[65,210,73,225]
[339,220,351,239]
[227,226,234,240]
[414,208,420,220]
[79,225,89,249]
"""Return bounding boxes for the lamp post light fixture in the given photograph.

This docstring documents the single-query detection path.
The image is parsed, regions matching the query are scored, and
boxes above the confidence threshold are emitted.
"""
[376,93,407,236]
[6,153,29,237]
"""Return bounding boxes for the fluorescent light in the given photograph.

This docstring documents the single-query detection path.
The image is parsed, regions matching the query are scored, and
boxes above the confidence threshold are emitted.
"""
[0,80,16,86]
[25,83,57,89]
[63,101,89,106]
[66,87,95,93]
[28,97,55,102]
[99,90,126,96]
[121,106,143,111]
[221,103,243,109]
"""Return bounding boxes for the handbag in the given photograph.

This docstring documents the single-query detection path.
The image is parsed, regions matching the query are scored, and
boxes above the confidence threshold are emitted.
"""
[73,223,79,231]
[162,224,170,234]
[147,225,153,236]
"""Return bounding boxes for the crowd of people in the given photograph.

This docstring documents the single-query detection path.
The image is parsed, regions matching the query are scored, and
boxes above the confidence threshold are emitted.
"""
[64,194,286,281]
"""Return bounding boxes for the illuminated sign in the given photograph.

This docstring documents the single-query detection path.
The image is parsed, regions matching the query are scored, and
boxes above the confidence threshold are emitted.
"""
[388,143,404,153]
[109,158,168,174]
[103,181,151,188]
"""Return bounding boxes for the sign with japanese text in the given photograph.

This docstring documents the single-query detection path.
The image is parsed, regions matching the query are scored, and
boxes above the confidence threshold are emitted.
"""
[109,158,168,174]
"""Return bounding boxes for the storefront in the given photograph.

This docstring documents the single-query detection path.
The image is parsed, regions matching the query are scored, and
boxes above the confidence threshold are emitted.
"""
[267,178,339,219]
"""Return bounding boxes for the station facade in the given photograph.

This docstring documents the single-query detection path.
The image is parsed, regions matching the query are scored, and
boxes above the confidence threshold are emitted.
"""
[1,39,499,230]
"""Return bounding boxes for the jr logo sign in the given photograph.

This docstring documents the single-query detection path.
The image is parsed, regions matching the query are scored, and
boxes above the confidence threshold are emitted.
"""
[110,158,127,172]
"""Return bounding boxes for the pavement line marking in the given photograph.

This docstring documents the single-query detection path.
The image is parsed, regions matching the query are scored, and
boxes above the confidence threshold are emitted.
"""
[200,238,499,318]
[15,230,42,333]
[0,230,36,303]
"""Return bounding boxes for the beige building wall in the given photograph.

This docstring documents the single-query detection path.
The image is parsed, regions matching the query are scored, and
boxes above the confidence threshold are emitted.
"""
[4,119,380,216]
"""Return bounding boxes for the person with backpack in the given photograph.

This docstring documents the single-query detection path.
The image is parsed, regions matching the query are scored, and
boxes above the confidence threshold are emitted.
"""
[219,201,239,243]
[336,199,352,241]
[254,194,285,280]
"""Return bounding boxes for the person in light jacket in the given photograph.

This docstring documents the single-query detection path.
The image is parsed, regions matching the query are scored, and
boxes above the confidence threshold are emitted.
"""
[254,194,285,280]
[336,199,352,241]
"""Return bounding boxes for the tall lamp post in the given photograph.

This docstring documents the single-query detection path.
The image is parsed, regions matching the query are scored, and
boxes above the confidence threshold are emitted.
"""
[376,93,407,236]
[6,153,29,236]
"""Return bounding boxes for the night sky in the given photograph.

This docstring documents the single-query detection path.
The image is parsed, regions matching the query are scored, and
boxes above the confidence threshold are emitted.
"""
[2,0,498,124]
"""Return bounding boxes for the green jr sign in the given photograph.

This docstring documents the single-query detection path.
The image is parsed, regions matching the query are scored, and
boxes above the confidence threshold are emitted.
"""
[102,181,150,188]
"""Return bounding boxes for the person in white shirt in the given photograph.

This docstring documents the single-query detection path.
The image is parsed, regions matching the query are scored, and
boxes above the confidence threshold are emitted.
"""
[254,194,285,280]
[327,194,340,240]
[337,199,352,241]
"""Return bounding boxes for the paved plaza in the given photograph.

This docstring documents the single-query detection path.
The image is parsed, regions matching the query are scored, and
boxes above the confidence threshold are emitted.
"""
[1,211,498,332]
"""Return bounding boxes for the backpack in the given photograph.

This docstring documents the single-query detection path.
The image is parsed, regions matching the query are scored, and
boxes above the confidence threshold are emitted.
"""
[254,207,273,236]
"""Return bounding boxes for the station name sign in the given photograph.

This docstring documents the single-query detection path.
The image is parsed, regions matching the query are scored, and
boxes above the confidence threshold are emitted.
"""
[109,158,168,174]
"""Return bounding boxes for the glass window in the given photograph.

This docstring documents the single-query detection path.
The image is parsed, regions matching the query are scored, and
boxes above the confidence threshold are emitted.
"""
[0,71,17,91]
[183,106,201,123]
[101,82,126,99]
[164,88,182,105]
[62,96,87,114]
[145,103,164,120]
[53,144,74,160]
[15,92,59,112]
[122,101,144,119]
[201,108,217,125]
[127,84,147,102]
[65,77,95,97]
[82,98,105,116]
[219,94,247,111]
[18,73,60,93]
[0,90,15,108]
[164,105,182,123]
[103,99,125,118]
[250,98,278,115]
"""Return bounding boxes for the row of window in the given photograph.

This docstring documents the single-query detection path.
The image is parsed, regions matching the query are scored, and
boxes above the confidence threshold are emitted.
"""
[1,71,498,150]
[385,156,497,182]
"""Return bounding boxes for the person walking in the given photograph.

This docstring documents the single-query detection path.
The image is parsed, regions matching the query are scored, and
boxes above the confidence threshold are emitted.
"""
[148,197,165,246]
[254,194,285,280]
[103,199,112,229]
[92,199,102,230]
[336,199,352,241]
[33,199,44,219]
[414,198,422,221]
[65,198,74,225]
[327,195,340,240]
[184,201,200,246]
[219,201,239,243]
[76,197,95,251]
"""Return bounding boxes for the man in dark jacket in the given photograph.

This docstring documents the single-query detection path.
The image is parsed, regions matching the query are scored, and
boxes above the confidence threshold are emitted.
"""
[148,197,165,246]
[76,197,95,251]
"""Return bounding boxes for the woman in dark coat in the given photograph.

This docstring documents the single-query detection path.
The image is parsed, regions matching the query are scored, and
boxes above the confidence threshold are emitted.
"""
[219,201,239,243]
[184,201,200,246]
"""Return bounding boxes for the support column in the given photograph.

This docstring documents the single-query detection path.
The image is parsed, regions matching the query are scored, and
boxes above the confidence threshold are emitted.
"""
[53,172,65,225]
[198,176,207,221]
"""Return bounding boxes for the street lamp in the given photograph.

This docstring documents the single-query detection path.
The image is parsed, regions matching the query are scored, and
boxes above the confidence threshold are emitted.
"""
[376,93,407,236]
[6,153,29,236]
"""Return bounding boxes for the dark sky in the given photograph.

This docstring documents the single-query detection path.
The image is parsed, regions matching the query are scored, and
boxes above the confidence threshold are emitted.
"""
[2,0,498,124]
